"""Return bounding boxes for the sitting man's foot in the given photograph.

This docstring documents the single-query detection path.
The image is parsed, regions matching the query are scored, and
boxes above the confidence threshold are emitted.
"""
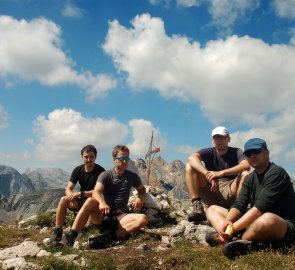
[88,230,114,249]
[60,230,78,247]
[188,199,206,222]
[205,231,225,247]
[81,224,99,234]
[222,239,256,259]
[49,226,63,245]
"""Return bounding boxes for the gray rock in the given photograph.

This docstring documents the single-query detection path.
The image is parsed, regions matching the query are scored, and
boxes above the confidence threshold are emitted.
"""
[0,241,41,260]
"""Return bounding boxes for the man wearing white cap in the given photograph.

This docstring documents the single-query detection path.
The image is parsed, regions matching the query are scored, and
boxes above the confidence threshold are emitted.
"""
[185,126,250,222]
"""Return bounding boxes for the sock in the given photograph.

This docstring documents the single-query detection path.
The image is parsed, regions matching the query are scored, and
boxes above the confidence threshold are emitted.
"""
[68,229,78,239]
[191,197,201,203]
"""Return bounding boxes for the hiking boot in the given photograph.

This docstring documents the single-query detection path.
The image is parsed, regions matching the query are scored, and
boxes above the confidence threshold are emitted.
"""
[81,224,99,234]
[88,230,113,249]
[222,239,255,259]
[49,226,63,244]
[60,231,77,247]
[188,199,206,222]
[205,231,225,247]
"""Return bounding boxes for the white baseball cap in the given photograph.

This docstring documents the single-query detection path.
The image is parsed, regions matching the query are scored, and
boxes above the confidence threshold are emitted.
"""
[212,126,230,137]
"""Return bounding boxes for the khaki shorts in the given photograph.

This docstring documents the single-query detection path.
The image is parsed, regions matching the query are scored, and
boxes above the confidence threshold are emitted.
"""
[199,178,236,209]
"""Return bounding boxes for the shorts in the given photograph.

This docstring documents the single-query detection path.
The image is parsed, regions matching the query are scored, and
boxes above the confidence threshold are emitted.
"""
[199,178,235,209]
[281,219,295,244]
[110,210,128,221]
[68,197,87,212]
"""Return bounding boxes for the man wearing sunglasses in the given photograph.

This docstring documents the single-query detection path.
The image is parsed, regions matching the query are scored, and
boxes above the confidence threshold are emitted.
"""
[205,138,295,259]
[61,145,148,248]
[185,126,250,222]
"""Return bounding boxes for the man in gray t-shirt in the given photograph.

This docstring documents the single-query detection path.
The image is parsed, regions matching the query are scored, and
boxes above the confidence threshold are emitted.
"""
[61,145,148,248]
[186,126,250,222]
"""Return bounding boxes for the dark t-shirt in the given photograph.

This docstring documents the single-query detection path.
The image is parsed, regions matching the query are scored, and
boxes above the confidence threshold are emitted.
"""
[97,168,142,213]
[70,163,105,192]
[232,162,295,220]
[198,147,246,180]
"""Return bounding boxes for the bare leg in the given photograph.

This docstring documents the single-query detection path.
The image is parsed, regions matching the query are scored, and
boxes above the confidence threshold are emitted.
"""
[206,205,229,232]
[185,163,207,199]
[116,213,148,239]
[242,213,288,241]
[71,198,101,232]
[230,171,249,197]
[55,196,76,227]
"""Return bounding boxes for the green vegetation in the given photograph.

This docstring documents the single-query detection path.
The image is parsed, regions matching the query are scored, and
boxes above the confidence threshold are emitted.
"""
[0,223,294,270]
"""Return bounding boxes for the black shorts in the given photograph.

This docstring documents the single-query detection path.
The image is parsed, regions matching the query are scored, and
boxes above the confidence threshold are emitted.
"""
[281,219,295,244]
[68,197,87,212]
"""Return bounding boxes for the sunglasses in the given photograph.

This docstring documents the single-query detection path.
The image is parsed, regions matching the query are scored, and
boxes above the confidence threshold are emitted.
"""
[116,156,130,162]
[245,149,263,157]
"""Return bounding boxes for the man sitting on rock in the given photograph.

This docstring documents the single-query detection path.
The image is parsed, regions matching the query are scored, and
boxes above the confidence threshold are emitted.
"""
[50,144,105,245]
[61,145,148,248]
[205,138,295,259]
[185,126,250,222]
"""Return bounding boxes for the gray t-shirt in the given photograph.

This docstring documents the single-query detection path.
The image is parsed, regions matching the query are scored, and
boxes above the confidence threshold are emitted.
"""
[97,168,142,213]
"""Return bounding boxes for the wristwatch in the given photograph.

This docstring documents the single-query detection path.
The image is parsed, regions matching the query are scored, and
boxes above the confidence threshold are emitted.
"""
[80,191,85,198]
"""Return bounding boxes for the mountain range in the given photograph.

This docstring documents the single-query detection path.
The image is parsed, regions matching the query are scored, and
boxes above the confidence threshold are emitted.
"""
[0,157,188,222]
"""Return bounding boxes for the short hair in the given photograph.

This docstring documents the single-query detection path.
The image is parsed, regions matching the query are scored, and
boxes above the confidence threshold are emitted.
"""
[112,145,129,157]
[81,144,97,157]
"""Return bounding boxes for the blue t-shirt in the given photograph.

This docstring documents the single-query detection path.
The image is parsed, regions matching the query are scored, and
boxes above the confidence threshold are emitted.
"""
[198,147,246,180]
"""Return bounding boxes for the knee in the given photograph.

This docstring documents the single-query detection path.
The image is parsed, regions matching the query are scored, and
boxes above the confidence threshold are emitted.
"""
[185,163,193,174]
[81,197,98,211]
[137,214,148,227]
[59,196,70,207]
[240,170,249,180]
[252,213,276,230]
[206,205,219,219]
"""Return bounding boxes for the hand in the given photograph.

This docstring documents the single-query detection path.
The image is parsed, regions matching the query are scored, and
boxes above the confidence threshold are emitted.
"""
[99,202,111,216]
[69,200,78,209]
[219,221,234,241]
[210,179,219,192]
[132,197,144,212]
[205,170,223,181]
[68,192,80,202]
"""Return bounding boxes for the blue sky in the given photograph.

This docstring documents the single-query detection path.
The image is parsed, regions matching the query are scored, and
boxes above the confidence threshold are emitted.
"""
[1,0,295,176]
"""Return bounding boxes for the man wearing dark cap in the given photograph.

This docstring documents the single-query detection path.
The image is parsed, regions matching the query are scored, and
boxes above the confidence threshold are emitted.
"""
[185,126,250,222]
[205,138,295,259]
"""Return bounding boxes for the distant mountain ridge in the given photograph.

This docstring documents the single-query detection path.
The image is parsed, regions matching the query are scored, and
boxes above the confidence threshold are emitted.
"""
[0,157,188,222]
[1,159,294,223]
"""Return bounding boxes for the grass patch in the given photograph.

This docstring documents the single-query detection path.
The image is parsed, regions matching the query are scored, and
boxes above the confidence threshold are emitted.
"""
[42,256,80,270]
[0,224,35,248]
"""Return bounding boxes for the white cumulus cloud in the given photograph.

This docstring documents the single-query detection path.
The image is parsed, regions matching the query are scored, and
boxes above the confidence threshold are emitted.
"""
[103,14,295,123]
[127,119,167,158]
[0,16,117,100]
[176,0,201,7]
[33,108,128,162]
[62,1,85,18]
[273,0,295,19]
[103,13,295,163]
[208,0,260,35]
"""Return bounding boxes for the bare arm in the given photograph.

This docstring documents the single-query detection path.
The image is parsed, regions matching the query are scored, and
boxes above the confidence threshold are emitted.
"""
[219,207,262,239]
[92,182,110,215]
[206,159,250,181]
[187,152,208,175]
[218,159,250,178]
[132,184,146,211]
[65,181,80,201]
[81,190,93,198]
[232,207,262,232]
